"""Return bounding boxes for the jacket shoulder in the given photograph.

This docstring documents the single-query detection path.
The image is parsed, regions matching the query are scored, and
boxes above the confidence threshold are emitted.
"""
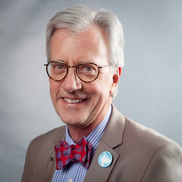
[124,116,175,148]
[111,105,175,148]
[122,117,182,181]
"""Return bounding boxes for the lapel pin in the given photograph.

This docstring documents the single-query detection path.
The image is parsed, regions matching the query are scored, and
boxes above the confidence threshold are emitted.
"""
[98,151,112,168]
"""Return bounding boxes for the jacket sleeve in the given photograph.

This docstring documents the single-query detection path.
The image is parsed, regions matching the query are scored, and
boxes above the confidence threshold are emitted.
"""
[141,142,182,182]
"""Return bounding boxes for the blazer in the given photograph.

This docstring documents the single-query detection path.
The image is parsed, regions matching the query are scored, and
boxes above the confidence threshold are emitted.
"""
[22,105,182,182]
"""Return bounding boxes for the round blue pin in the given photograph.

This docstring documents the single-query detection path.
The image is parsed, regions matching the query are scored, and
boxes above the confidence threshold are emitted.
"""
[98,151,112,168]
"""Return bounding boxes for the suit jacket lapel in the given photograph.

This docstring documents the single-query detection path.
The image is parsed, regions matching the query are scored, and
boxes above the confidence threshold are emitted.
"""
[84,105,125,182]
[43,126,66,182]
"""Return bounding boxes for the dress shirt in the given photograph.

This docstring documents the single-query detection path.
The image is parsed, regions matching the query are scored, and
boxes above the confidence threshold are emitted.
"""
[52,106,111,182]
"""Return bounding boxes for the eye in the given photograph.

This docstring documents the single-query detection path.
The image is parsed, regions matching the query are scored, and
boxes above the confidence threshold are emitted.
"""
[57,64,64,70]
[78,63,98,75]
[84,66,94,72]
[51,62,67,73]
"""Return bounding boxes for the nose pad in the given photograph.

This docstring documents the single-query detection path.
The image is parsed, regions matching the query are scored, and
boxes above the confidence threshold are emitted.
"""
[62,67,82,92]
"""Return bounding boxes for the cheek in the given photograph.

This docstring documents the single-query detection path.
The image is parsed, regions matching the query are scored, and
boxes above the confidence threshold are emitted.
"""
[99,75,113,93]
[49,81,60,100]
[87,79,111,100]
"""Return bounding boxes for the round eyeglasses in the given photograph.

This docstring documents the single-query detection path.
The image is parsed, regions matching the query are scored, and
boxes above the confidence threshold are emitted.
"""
[44,61,110,83]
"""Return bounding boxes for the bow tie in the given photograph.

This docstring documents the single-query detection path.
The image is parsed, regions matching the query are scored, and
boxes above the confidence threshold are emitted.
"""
[55,137,92,170]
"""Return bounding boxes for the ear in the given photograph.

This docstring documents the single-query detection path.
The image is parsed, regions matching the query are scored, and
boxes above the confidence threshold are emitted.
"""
[109,67,122,94]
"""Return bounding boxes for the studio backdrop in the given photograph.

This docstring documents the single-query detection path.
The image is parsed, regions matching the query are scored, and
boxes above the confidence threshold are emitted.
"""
[0,0,182,181]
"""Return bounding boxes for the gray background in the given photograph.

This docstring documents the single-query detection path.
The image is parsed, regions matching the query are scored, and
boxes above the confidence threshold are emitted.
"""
[0,0,182,181]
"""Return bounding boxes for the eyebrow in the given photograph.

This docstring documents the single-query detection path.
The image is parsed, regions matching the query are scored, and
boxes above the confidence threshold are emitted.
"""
[50,60,65,63]
[51,60,96,65]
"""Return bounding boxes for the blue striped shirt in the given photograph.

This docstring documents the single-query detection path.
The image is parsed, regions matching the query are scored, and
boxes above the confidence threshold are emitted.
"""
[52,106,111,182]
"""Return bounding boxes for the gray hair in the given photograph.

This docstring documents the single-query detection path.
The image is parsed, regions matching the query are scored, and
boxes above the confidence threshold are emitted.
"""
[46,5,124,97]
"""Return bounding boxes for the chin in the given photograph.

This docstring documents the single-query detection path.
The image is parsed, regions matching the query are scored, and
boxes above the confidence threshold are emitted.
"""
[59,114,85,125]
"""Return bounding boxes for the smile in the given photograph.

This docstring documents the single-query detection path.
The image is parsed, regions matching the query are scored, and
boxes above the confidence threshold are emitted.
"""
[62,98,86,104]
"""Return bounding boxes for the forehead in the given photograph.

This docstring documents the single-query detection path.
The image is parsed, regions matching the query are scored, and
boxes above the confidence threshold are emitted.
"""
[50,26,109,63]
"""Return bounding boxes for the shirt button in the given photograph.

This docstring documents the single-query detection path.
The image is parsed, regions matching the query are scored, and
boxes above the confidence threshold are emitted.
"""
[69,179,73,182]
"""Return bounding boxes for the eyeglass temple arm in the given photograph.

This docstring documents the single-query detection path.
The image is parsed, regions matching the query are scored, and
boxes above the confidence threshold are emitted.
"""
[98,64,111,68]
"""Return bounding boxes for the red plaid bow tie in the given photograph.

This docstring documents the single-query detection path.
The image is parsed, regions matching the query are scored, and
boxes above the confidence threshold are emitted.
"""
[55,137,92,170]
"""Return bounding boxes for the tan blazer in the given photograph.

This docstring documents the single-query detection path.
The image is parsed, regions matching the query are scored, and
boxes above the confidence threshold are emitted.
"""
[22,106,182,182]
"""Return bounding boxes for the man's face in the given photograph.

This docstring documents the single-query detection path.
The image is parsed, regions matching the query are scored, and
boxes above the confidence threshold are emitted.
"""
[49,26,120,130]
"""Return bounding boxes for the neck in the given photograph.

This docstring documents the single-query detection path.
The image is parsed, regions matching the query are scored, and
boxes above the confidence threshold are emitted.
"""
[67,103,111,143]
[68,124,97,143]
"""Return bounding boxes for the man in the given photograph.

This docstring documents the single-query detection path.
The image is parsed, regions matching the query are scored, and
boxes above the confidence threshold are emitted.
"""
[22,5,182,182]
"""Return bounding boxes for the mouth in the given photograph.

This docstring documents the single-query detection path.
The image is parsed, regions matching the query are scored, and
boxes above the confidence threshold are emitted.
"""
[62,98,86,104]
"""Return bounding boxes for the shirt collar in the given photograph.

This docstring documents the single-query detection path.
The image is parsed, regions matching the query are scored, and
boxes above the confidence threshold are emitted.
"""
[65,105,112,148]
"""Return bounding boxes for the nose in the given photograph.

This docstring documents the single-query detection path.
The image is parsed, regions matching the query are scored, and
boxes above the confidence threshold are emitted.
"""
[61,67,82,92]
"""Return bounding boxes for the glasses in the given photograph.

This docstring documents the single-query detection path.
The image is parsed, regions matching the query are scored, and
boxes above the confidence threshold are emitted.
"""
[44,61,110,83]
